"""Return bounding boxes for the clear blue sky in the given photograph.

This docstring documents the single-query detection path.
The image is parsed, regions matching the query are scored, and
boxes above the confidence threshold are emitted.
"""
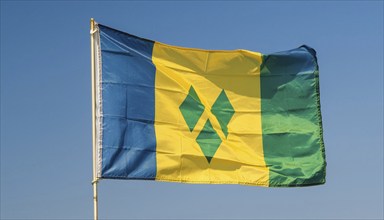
[1,1,383,219]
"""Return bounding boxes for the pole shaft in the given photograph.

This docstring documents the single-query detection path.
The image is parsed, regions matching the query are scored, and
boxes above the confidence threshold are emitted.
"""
[93,181,98,220]
[90,18,98,220]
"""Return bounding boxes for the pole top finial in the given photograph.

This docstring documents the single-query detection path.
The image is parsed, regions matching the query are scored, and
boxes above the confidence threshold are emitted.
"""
[90,18,95,31]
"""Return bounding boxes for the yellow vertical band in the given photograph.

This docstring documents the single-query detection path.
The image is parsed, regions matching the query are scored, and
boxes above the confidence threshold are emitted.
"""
[152,42,269,186]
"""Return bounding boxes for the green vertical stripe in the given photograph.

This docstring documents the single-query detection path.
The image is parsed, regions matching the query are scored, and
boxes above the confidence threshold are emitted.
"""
[260,46,326,187]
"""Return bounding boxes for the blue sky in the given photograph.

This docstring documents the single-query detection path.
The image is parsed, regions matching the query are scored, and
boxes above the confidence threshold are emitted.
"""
[1,1,383,219]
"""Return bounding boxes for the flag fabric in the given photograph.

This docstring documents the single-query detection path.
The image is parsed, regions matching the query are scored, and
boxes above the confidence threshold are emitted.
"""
[94,23,326,187]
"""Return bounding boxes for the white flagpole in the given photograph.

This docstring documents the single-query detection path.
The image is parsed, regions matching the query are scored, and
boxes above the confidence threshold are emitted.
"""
[90,18,99,220]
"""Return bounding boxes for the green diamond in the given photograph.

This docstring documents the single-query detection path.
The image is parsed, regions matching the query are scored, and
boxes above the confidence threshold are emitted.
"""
[196,119,222,163]
[179,86,205,132]
[211,90,235,138]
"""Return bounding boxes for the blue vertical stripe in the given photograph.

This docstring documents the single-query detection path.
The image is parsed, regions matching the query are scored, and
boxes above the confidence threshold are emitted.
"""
[98,25,157,179]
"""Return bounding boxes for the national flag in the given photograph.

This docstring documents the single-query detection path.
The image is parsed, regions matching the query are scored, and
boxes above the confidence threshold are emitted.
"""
[93,23,326,187]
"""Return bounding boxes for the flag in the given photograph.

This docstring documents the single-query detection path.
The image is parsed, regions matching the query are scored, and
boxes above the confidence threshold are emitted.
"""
[93,23,326,187]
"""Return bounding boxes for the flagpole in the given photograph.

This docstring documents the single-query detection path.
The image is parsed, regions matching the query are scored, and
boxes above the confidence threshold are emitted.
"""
[90,18,99,220]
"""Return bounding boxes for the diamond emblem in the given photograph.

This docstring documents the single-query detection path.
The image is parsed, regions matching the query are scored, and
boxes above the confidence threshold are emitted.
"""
[179,86,205,132]
[211,90,234,138]
[196,119,222,163]
[179,86,235,163]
